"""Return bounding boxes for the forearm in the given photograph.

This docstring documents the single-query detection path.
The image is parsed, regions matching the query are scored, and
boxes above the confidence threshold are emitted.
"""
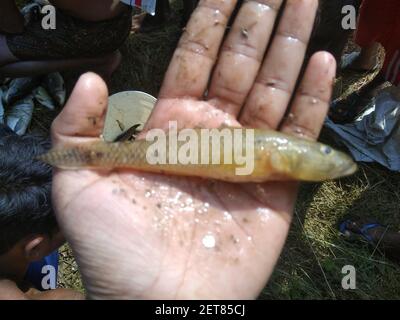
[0,0,24,34]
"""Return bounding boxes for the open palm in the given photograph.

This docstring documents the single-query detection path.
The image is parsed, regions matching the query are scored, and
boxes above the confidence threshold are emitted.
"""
[51,0,336,299]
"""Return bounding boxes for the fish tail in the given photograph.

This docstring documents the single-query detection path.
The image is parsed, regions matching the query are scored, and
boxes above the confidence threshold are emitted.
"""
[37,144,97,169]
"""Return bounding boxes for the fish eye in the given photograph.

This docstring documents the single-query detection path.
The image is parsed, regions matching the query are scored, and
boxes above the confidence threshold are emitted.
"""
[321,146,332,155]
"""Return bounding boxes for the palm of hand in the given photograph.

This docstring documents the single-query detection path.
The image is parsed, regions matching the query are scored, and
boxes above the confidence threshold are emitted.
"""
[52,0,335,299]
[53,98,297,299]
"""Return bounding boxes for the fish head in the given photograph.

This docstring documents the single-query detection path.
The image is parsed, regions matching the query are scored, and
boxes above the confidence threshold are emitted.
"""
[273,140,358,181]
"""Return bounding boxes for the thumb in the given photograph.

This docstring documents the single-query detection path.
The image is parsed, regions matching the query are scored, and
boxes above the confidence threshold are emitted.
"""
[51,72,109,145]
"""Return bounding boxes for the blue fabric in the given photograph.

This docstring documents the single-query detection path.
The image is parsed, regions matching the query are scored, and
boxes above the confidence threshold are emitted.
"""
[360,223,382,243]
[24,250,59,291]
[326,89,400,171]
[339,220,383,244]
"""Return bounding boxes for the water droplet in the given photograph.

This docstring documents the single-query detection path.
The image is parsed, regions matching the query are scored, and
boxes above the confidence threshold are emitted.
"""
[286,36,299,43]
[202,234,216,249]
[223,211,232,221]
[257,208,272,222]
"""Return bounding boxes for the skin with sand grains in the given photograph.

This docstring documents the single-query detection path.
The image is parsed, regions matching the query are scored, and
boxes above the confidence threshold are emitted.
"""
[48,0,339,300]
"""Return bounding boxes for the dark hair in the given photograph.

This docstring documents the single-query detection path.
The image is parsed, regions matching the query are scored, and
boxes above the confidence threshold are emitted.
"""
[0,125,57,255]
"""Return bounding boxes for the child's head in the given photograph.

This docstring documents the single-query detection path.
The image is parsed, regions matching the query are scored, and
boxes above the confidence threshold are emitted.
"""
[0,125,64,279]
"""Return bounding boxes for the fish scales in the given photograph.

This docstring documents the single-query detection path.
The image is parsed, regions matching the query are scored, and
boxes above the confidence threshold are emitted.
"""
[39,128,357,182]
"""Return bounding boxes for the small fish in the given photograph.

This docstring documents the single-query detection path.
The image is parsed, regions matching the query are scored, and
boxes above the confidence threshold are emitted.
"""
[6,95,34,136]
[115,124,142,142]
[4,77,41,105]
[34,86,55,110]
[116,119,125,131]
[43,73,66,107]
[0,88,5,124]
[39,128,357,182]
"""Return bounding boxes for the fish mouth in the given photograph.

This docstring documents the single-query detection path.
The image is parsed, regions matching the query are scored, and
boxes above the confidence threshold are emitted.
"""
[335,160,358,178]
[322,154,358,180]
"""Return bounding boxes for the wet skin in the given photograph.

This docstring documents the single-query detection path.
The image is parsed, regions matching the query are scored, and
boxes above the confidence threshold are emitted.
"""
[51,0,337,299]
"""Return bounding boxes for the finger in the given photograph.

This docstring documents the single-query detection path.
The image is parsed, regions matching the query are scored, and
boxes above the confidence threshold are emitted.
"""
[207,0,283,116]
[158,0,238,99]
[240,0,318,129]
[51,72,108,145]
[280,51,336,140]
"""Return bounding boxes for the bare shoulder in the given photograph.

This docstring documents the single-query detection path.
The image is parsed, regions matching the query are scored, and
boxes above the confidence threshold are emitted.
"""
[0,279,85,300]
[26,288,85,300]
[0,279,28,300]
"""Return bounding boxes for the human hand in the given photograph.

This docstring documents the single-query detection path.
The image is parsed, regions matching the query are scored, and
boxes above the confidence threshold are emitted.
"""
[51,0,336,299]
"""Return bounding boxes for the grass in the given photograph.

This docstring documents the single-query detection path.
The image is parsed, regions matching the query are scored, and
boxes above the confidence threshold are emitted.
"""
[16,0,400,299]
[263,166,400,299]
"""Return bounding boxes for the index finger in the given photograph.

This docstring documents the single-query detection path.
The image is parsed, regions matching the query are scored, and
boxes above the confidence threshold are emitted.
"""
[158,0,238,99]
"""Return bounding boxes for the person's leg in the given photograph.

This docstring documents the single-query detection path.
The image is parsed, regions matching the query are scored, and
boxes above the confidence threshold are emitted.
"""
[341,218,400,263]
[353,0,384,72]
[348,42,380,71]
[0,51,121,81]
[87,50,122,83]
[308,0,360,64]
